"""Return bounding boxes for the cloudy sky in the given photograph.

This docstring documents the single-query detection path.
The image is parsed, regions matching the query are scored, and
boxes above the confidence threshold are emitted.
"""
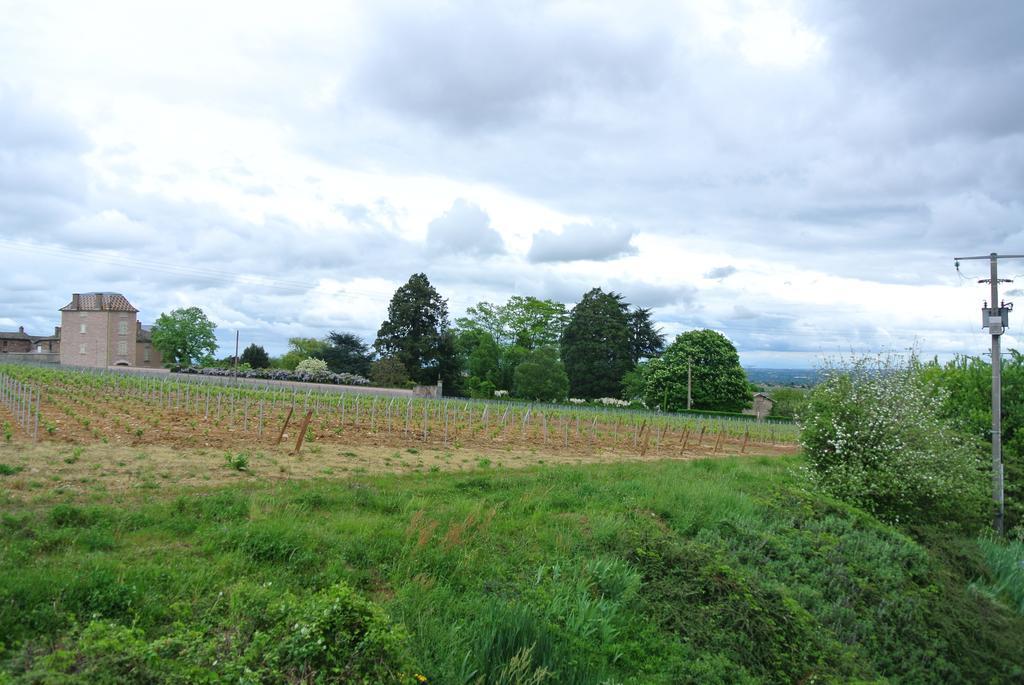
[2,0,1022,367]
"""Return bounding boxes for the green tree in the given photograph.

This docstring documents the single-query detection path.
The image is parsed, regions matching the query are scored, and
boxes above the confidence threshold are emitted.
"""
[642,330,752,412]
[628,307,666,364]
[276,337,327,370]
[456,296,568,349]
[768,387,809,419]
[513,346,570,401]
[560,288,632,398]
[150,307,218,367]
[922,352,1024,532]
[466,331,502,385]
[240,343,270,369]
[375,273,460,388]
[322,331,372,377]
[370,356,411,388]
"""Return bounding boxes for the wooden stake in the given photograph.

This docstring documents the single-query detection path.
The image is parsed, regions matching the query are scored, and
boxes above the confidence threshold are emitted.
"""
[275,406,294,446]
[291,410,314,454]
[741,429,749,454]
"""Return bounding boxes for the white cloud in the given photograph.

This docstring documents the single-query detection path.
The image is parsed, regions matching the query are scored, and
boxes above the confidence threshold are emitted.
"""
[0,0,1020,365]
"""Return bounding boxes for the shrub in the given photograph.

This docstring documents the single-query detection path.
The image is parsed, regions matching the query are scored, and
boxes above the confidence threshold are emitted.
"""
[173,365,370,386]
[296,357,330,375]
[801,354,988,530]
[269,582,414,682]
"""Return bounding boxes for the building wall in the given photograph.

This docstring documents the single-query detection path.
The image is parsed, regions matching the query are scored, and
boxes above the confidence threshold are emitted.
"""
[60,310,131,367]
[1,339,32,354]
[107,312,137,366]
[135,340,162,368]
[2,352,59,365]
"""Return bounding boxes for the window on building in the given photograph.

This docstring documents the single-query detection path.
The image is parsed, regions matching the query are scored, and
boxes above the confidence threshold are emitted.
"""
[79,344,87,354]
[80,323,87,334]
[144,346,151,362]
[118,320,128,335]
[118,341,128,356]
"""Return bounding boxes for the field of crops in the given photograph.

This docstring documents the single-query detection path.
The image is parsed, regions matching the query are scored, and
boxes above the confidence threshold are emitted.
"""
[0,364,799,457]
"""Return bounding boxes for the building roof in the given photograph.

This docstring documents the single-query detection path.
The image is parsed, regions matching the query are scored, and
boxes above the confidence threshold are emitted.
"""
[0,329,30,340]
[60,292,138,313]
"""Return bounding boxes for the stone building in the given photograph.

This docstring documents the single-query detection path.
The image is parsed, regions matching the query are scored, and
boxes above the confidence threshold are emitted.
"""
[751,392,774,420]
[58,293,162,368]
[0,327,32,354]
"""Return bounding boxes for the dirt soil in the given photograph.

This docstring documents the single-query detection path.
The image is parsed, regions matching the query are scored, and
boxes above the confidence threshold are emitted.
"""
[0,433,798,504]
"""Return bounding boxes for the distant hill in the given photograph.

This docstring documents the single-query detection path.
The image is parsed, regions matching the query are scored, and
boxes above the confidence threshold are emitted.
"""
[744,367,821,387]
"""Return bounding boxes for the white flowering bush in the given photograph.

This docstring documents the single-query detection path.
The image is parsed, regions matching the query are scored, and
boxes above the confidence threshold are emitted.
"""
[597,397,630,407]
[568,398,587,405]
[801,354,988,530]
[295,358,329,375]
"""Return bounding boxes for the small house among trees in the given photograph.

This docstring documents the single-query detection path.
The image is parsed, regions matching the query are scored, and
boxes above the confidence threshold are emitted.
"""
[745,392,774,421]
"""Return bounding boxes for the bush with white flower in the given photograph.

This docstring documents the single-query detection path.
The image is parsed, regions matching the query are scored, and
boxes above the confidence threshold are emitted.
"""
[295,358,329,375]
[801,353,988,530]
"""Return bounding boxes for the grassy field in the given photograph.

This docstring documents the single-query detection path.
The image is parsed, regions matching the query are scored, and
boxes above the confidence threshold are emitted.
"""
[2,443,1023,683]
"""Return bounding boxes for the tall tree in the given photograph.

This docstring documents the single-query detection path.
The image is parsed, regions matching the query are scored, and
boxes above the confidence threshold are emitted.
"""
[513,346,570,401]
[455,301,505,344]
[322,331,372,377]
[375,273,459,388]
[642,329,751,412]
[277,337,327,370]
[456,296,568,349]
[560,288,632,398]
[628,307,666,364]
[151,307,218,367]
[240,343,270,369]
[502,296,569,349]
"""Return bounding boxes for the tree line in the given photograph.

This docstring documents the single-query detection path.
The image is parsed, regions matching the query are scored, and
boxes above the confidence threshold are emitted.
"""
[151,273,753,411]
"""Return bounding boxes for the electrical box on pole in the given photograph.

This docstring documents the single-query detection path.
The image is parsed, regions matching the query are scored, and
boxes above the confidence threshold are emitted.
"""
[954,252,1024,535]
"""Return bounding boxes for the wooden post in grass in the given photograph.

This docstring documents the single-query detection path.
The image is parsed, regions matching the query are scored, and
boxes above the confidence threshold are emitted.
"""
[697,425,706,447]
[275,406,294,446]
[713,429,723,454]
[639,422,651,456]
[741,429,749,454]
[291,410,314,454]
[680,428,690,451]
[258,400,264,436]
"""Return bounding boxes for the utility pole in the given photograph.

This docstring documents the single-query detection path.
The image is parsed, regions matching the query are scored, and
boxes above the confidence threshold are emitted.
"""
[954,252,1023,534]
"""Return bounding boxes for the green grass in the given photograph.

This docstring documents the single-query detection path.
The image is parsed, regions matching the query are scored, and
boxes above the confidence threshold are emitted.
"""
[974,537,1024,615]
[1,456,1022,683]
